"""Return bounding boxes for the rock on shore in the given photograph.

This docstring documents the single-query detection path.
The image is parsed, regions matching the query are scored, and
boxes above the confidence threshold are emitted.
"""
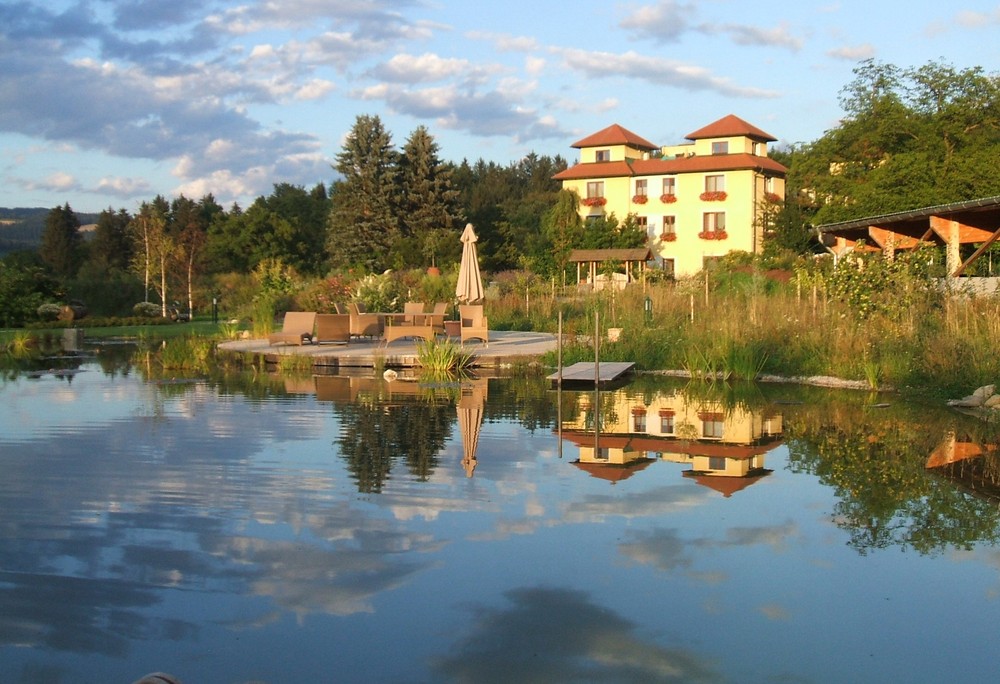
[947,384,1000,410]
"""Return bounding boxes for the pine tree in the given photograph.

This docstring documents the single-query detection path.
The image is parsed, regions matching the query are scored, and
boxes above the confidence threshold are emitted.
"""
[399,125,463,267]
[327,115,400,271]
[39,203,83,278]
[88,207,133,271]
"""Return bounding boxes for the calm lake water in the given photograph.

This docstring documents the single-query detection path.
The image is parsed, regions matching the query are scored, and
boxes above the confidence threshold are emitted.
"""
[3,348,1000,683]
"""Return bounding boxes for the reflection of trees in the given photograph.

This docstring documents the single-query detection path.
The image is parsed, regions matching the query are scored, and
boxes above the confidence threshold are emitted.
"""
[337,400,454,492]
[785,400,1000,555]
[485,374,558,433]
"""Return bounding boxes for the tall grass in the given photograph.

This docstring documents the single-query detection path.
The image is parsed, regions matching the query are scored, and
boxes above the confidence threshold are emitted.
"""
[518,268,999,397]
[416,337,473,372]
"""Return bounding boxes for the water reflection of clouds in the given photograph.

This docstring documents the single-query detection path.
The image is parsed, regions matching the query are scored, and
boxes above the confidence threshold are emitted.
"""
[432,586,722,683]
[618,521,800,579]
[563,484,709,523]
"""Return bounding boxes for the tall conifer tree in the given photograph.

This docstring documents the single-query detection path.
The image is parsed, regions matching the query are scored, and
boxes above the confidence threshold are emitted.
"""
[39,203,83,278]
[327,115,399,271]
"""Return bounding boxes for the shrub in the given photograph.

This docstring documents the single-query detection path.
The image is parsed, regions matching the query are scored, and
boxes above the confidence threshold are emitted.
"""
[36,303,63,321]
[133,302,162,318]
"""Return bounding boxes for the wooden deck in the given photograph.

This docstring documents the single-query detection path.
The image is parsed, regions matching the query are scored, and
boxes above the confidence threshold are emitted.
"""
[548,361,635,386]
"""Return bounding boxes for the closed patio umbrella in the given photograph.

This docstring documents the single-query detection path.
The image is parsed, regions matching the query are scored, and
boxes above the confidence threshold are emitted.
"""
[455,223,484,304]
[457,380,487,477]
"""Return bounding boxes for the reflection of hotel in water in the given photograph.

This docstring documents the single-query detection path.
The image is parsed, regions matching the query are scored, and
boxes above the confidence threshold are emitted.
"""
[560,390,783,494]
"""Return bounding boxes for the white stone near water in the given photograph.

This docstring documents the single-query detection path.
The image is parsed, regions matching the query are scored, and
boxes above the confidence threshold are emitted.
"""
[948,384,1000,410]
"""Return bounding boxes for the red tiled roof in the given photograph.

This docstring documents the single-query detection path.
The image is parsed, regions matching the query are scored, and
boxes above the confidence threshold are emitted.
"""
[572,459,654,483]
[683,471,772,497]
[559,431,783,458]
[633,153,787,175]
[552,160,633,180]
[571,124,659,150]
[552,153,787,181]
[686,114,777,142]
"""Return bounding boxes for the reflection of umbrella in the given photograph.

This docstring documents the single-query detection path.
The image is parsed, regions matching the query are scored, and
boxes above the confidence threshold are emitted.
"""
[456,223,484,304]
[457,380,487,477]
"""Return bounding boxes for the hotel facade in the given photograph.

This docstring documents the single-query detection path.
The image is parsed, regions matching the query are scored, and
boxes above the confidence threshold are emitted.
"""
[554,114,788,279]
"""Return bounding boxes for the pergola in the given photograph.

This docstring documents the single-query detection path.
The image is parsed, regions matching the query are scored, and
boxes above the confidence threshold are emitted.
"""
[816,195,1000,277]
[568,248,653,286]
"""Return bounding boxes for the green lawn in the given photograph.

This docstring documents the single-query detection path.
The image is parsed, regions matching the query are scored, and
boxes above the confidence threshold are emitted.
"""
[1,318,236,344]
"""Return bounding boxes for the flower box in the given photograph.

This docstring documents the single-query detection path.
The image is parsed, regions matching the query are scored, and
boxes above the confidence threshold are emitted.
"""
[660,232,677,242]
[581,196,607,207]
[659,193,677,203]
[699,191,727,201]
[632,194,648,204]
[697,230,728,240]
[764,192,782,203]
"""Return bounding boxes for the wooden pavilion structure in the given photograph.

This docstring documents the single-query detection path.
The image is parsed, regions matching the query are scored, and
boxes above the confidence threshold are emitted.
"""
[568,248,653,287]
[816,195,1000,277]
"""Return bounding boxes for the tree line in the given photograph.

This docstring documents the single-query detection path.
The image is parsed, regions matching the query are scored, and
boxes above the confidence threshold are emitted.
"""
[4,58,999,326]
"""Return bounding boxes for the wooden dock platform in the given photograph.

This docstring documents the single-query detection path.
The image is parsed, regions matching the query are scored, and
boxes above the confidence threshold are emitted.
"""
[548,361,635,386]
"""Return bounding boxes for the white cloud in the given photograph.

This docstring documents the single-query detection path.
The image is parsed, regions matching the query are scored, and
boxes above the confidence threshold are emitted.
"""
[553,47,780,98]
[827,43,876,61]
[96,176,152,198]
[619,0,693,42]
[368,53,483,83]
[45,172,79,191]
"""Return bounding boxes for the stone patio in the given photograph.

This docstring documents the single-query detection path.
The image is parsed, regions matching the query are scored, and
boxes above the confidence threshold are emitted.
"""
[218,329,559,370]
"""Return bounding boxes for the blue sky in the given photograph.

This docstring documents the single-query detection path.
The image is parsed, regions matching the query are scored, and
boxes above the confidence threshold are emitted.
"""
[2,0,999,213]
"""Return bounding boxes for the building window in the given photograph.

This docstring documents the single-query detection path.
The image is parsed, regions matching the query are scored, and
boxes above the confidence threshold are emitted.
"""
[703,212,726,233]
[700,412,724,439]
[662,177,676,195]
[711,141,729,155]
[586,181,604,199]
[635,179,647,197]
[662,215,676,236]
[595,149,610,162]
[765,176,775,193]
[705,175,725,193]
[660,413,675,434]
[708,456,726,471]
[662,258,675,279]
[595,447,610,461]
[636,216,648,230]
[632,411,647,433]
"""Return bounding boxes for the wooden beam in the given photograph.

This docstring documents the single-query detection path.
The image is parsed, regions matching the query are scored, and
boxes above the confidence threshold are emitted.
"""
[952,225,1000,277]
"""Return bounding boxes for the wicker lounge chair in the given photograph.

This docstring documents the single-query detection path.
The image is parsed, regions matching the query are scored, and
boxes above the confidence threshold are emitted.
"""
[459,305,488,346]
[314,313,350,344]
[348,303,383,338]
[268,311,316,346]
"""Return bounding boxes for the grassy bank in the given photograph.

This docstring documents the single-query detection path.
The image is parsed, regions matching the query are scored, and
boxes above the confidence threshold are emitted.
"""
[486,268,999,398]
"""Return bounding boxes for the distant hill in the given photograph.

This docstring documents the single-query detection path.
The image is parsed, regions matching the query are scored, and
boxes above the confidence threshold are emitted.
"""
[0,207,100,256]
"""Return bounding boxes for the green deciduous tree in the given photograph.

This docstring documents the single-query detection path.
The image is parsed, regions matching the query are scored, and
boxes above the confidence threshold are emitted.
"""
[543,190,584,285]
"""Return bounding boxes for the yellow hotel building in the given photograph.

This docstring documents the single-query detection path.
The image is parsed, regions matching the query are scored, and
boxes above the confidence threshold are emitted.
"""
[553,114,787,279]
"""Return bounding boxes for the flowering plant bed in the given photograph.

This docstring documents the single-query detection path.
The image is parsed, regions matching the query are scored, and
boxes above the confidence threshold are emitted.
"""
[632,194,648,204]
[659,193,677,203]
[660,233,677,242]
[764,192,782,203]
[698,230,728,240]
[581,196,607,207]
[699,191,727,201]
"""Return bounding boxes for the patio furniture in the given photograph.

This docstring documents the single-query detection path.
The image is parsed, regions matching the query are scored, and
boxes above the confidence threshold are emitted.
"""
[427,302,448,334]
[459,305,488,347]
[383,316,438,346]
[268,311,316,346]
[314,314,350,344]
[403,302,426,324]
[348,303,383,338]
